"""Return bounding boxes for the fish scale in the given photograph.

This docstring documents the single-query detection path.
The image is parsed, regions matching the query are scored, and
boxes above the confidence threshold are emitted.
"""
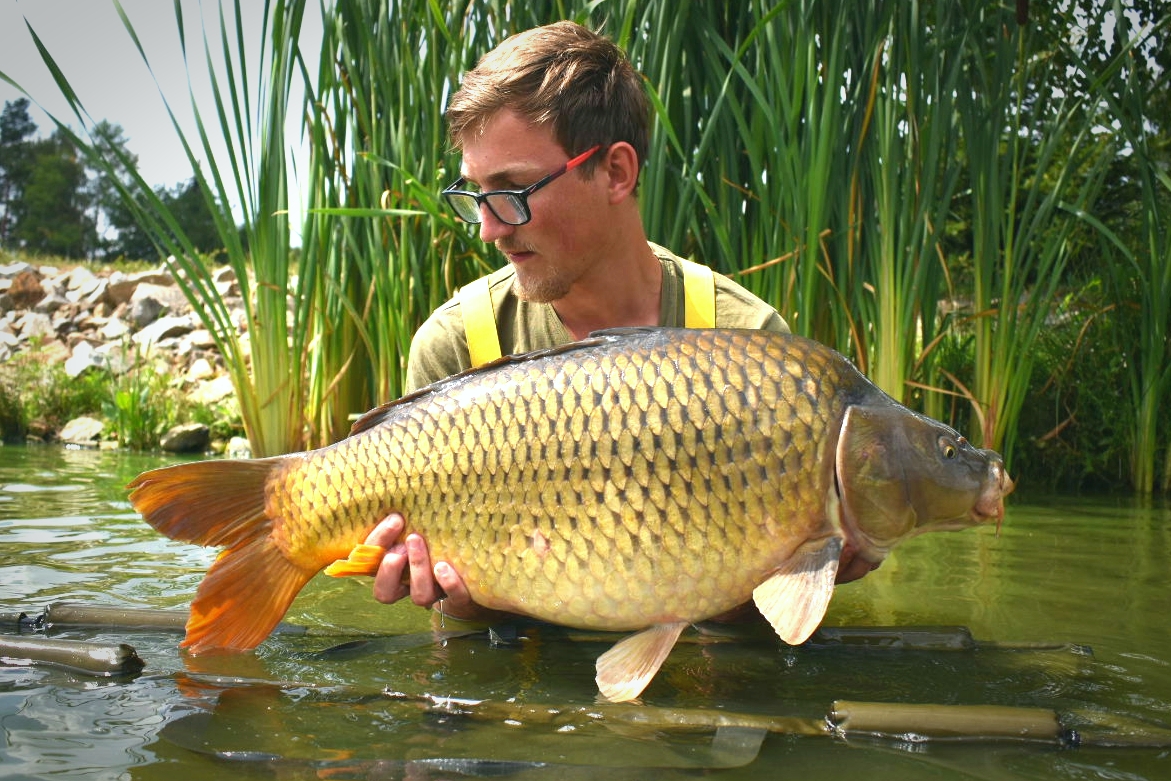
[128,327,1012,701]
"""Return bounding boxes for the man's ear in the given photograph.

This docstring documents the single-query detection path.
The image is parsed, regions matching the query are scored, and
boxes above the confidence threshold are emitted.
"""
[602,141,640,203]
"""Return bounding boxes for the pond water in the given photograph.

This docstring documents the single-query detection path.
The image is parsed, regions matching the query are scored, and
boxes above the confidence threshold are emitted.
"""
[1,443,1169,780]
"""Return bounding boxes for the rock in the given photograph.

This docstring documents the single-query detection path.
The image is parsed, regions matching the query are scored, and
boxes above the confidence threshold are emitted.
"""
[58,416,104,446]
[191,373,235,404]
[63,266,98,293]
[131,267,176,287]
[14,312,54,341]
[0,261,35,278]
[131,280,186,308]
[213,266,239,297]
[128,295,164,328]
[133,315,194,347]
[105,272,137,306]
[94,342,133,374]
[226,436,252,458]
[7,270,44,309]
[72,277,109,308]
[26,418,51,441]
[186,328,218,350]
[34,290,70,315]
[36,339,71,366]
[65,341,106,377]
[99,316,131,341]
[184,357,216,382]
[160,422,210,453]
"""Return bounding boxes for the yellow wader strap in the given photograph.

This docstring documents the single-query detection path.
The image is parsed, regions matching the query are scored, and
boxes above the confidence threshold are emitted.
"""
[680,258,716,328]
[460,259,716,369]
[459,276,502,368]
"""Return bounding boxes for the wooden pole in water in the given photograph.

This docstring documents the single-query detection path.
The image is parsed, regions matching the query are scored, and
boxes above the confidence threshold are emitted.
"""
[830,700,1063,742]
[0,636,145,676]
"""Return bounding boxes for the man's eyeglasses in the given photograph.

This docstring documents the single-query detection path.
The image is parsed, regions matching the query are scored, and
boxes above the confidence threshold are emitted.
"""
[441,145,602,226]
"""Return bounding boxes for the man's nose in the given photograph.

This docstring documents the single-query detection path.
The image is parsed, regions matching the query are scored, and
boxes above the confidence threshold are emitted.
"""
[476,206,515,243]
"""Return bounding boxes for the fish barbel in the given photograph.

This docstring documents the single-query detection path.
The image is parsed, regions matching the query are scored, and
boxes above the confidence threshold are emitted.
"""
[128,327,1012,701]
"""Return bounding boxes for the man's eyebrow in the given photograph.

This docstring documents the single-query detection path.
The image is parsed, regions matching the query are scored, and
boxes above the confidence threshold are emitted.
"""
[464,163,541,189]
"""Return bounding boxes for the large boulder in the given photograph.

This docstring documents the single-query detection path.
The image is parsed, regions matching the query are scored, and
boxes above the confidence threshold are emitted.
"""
[58,416,105,446]
[160,422,210,453]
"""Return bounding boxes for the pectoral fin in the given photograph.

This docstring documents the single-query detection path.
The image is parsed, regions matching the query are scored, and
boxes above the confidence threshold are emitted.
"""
[595,622,688,702]
[753,537,842,645]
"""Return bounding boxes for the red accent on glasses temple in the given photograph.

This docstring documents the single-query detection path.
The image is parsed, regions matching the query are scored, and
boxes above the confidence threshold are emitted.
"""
[565,145,602,171]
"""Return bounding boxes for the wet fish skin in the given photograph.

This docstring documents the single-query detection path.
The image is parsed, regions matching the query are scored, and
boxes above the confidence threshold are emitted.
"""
[128,327,1011,701]
[280,328,853,627]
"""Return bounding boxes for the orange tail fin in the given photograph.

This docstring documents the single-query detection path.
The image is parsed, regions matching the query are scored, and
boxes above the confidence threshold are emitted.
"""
[127,458,317,653]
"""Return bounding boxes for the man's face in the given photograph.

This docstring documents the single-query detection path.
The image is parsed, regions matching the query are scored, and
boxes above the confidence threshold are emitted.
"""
[458,109,609,303]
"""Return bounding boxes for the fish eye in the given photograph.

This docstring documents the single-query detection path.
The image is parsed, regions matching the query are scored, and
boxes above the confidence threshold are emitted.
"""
[939,437,957,459]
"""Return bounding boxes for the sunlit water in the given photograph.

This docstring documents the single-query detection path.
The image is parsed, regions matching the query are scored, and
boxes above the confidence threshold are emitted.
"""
[1,444,1169,780]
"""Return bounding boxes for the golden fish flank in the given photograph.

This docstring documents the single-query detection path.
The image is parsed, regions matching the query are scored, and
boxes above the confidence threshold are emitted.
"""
[128,327,1012,703]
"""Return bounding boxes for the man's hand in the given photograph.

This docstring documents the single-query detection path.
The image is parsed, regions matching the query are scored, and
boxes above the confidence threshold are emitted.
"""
[363,513,495,621]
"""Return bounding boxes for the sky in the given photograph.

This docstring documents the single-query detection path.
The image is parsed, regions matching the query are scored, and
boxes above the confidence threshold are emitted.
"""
[0,0,322,230]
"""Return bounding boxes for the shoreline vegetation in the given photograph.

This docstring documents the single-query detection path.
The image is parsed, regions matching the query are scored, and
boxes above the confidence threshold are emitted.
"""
[0,253,247,455]
[0,2,1167,494]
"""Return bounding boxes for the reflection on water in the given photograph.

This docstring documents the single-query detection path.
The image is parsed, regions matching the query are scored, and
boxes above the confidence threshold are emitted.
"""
[1,444,1169,780]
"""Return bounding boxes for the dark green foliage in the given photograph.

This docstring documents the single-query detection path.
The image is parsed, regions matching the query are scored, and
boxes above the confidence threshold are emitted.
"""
[0,342,109,442]
[1013,291,1140,493]
[104,178,224,262]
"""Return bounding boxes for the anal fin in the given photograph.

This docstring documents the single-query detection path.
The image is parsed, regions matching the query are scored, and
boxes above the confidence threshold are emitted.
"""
[753,537,842,645]
[595,622,688,702]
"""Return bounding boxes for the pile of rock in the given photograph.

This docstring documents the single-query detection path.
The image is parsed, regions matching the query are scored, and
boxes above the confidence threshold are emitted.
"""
[0,257,249,453]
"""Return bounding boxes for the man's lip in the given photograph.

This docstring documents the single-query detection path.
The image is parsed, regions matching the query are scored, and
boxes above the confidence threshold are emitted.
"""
[503,249,533,263]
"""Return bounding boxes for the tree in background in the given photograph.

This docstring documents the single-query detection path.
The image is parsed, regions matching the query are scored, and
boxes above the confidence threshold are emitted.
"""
[0,98,37,246]
[104,177,223,262]
[0,101,222,262]
[10,129,93,258]
[85,120,138,258]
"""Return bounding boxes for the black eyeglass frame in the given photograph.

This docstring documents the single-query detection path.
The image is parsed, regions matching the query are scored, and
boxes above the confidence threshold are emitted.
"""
[441,144,603,226]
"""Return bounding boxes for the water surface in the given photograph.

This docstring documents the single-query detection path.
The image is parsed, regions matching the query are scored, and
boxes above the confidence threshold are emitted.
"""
[1,444,1168,779]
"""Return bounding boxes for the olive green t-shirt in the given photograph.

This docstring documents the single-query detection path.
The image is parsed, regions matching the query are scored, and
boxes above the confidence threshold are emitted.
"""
[405,242,790,392]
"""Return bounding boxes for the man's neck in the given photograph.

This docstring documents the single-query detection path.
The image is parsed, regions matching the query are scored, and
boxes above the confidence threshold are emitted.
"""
[552,240,662,341]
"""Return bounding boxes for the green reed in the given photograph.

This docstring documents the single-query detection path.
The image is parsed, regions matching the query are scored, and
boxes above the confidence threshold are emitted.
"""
[957,5,1118,459]
[1072,12,1171,494]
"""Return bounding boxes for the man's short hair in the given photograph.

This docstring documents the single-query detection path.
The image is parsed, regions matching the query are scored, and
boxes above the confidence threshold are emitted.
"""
[445,21,650,173]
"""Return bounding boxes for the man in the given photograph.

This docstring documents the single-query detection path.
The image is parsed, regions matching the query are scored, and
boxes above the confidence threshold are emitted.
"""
[363,21,870,622]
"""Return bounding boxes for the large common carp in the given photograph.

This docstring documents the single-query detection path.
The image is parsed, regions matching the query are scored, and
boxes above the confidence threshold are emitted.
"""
[129,328,1012,701]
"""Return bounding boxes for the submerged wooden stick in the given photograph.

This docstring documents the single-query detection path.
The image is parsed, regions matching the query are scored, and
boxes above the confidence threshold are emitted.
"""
[45,603,191,630]
[0,636,145,676]
[830,700,1063,742]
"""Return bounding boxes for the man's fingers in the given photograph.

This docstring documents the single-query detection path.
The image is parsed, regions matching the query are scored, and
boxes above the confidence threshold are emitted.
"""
[372,543,409,604]
[406,534,440,606]
[364,513,405,548]
[434,561,471,609]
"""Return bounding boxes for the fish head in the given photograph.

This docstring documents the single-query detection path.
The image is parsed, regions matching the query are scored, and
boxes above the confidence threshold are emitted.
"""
[834,402,1013,559]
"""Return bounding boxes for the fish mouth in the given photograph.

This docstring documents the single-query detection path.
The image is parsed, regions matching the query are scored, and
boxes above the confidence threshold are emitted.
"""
[971,461,1015,529]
